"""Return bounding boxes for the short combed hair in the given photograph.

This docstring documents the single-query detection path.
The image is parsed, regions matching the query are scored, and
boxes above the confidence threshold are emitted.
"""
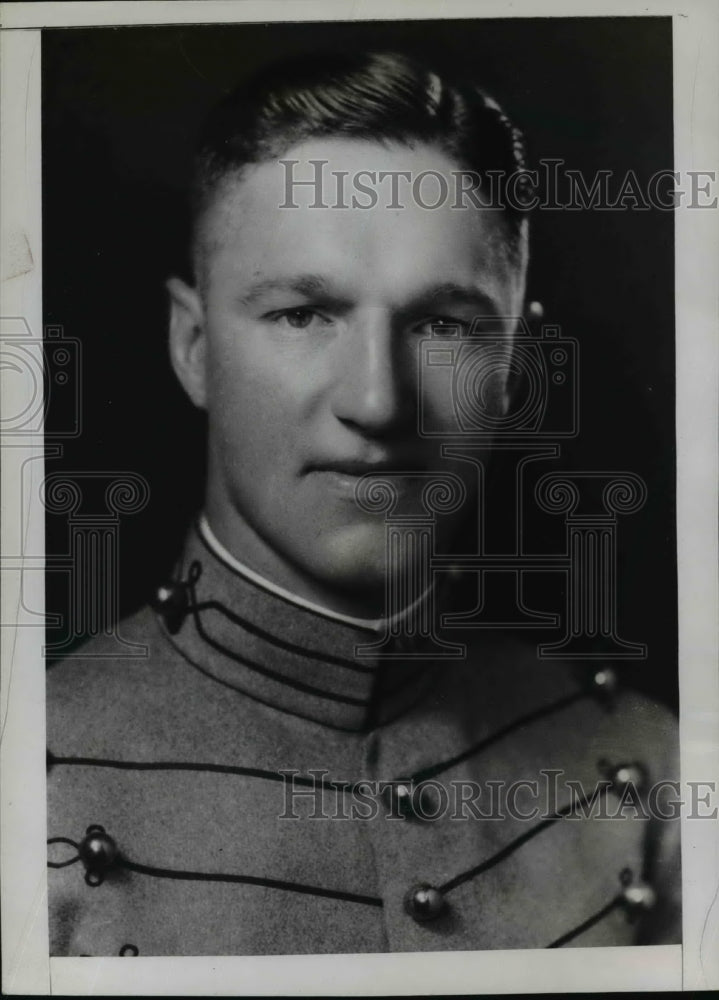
[191,49,530,280]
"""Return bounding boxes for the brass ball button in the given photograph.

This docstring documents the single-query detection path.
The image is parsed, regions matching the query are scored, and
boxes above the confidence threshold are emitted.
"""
[78,825,119,886]
[591,666,618,700]
[390,782,415,817]
[152,582,189,634]
[621,881,657,911]
[608,761,648,795]
[384,780,445,821]
[404,883,446,922]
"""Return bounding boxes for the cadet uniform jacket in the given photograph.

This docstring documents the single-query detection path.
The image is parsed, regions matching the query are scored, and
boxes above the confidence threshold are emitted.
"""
[47,519,681,956]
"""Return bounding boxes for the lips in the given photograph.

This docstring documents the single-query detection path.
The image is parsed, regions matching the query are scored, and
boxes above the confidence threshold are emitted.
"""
[307,458,426,477]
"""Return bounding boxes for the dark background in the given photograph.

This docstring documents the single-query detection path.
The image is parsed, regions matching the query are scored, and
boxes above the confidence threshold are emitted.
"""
[42,17,677,708]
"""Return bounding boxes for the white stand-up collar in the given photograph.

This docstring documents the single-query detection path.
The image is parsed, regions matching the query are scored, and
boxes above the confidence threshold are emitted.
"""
[199,513,432,634]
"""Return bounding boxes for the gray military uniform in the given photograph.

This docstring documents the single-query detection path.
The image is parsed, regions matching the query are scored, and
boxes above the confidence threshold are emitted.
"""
[47,522,681,956]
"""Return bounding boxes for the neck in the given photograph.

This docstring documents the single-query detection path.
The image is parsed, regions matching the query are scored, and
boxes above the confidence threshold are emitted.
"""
[202,506,390,621]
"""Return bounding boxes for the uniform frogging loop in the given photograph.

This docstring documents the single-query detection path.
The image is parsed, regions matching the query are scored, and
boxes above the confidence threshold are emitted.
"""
[47,746,656,948]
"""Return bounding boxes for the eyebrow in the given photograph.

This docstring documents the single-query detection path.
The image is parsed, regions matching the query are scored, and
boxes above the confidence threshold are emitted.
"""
[237,274,334,306]
[237,275,502,315]
[412,283,502,315]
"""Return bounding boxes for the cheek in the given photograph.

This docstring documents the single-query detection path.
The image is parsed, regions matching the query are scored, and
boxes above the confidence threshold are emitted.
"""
[417,343,514,441]
[203,323,324,469]
[203,333,272,452]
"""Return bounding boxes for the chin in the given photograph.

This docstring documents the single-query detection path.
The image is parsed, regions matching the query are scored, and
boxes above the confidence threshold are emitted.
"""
[307,523,431,607]
[313,523,387,588]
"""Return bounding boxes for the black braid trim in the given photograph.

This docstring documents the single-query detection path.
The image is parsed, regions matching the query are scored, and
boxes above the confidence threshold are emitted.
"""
[118,857,382,907]
[547,896,622,948]
[439,786,610,894]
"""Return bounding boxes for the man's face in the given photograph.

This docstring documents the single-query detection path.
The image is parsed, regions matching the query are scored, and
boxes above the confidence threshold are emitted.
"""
[170,138,526,614]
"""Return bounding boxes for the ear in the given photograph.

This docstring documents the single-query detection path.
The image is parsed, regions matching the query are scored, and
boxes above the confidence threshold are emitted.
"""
[167,276,207,410]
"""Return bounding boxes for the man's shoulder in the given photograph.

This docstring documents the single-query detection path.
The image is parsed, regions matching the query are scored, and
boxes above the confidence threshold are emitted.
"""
[449,631,678,772]
[47,603,160,687]
[46,605,179,753]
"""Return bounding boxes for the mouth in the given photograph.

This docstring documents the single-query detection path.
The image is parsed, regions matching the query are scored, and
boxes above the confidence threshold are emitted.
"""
[308,459,426,478]
[305,459,429,501]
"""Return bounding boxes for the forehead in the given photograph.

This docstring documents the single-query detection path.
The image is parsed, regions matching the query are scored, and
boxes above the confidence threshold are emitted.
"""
[198,138,524,305]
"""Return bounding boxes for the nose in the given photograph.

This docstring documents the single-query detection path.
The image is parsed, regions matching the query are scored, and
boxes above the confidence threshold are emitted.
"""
[330,310,413,437]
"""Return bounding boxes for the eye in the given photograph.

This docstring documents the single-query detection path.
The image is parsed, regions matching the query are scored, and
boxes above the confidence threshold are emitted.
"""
[273,307,327,330]
[415,316,464,336]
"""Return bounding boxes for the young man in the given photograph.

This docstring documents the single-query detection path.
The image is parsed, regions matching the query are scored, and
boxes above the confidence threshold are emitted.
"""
[46,50,680,955]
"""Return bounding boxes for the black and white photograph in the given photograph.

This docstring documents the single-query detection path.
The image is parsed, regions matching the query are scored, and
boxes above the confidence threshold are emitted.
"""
[1,0,717,994]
